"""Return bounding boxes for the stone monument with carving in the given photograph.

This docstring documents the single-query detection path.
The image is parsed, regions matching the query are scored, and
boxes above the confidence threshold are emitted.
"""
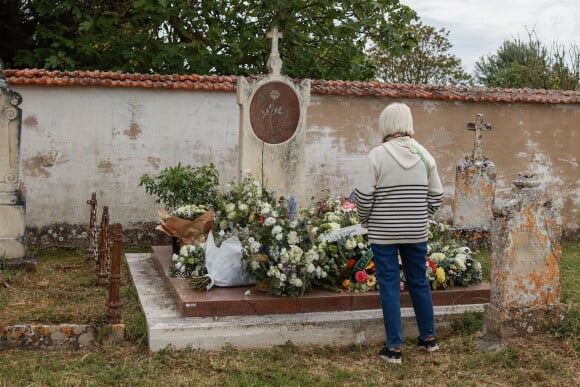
[237,27,311,204]
[0,59,27,264]
[452,113,496,249]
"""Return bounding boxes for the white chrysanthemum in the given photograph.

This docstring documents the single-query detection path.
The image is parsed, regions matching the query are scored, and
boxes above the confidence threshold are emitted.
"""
[287,230,299,245]
[260,205,271,215]
[344,238,357,250]
[289,220,298,229]
[264,217,276,226]
[290,278,303,288]
[250,241,261,253]
[179,245,192,256]
[306,263,316,273]
[279,248,290,263]
[430,252,446,263]
[325,213,339,223]
[218,230,225,237]
[271,210,279,217]
[289,245,303,260]
[275,233,284,241]
[250,260,260,270]
[172,254,179,262]
[329,222,341,231]
[238,203,249,211]
[271,225,283,235]
[305,248,319,262]
[457,246,472,254]
[357,242,365,250]
[227,212,236,220]
[225,203,236,213]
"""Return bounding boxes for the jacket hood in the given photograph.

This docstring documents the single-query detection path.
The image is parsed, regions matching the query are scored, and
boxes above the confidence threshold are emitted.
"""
[382,138,421,170]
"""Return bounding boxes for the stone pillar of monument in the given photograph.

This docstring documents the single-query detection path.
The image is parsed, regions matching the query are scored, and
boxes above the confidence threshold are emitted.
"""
[452,113,496,249]
[0,59,27,264]
[237,27,311,205]
[482,172,566,343]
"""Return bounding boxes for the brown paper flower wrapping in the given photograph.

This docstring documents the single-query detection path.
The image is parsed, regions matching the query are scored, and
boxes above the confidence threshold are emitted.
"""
[156,209,214,246]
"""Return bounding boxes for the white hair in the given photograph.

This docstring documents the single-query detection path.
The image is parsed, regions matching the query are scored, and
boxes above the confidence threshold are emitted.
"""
[379,102,415,138]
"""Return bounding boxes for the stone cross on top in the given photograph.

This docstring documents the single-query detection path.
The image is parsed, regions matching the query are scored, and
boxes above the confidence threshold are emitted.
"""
[467,113,492,160]
[266,27,283,76]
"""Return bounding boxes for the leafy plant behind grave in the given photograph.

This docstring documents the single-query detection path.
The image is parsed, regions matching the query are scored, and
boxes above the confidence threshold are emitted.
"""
[139,162,221,211]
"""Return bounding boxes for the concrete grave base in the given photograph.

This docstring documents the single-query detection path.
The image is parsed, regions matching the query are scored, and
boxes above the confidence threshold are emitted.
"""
[126,252,486,352]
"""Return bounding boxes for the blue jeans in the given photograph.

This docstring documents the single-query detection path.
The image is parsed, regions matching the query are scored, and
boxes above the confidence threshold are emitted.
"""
[371,242,435,349]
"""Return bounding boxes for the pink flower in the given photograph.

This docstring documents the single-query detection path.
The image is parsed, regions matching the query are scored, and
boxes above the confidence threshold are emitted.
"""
[354,270,368,283]
[341,198,356,210]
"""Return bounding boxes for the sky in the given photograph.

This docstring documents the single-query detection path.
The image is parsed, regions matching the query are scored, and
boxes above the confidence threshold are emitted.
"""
[401,0,579,76]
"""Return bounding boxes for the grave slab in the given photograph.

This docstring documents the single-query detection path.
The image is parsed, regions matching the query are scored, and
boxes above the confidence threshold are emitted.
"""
[127,251,489,351]
[151,246,490,318]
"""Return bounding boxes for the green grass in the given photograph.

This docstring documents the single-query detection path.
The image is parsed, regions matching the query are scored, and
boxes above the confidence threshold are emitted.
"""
[0,241,578,386]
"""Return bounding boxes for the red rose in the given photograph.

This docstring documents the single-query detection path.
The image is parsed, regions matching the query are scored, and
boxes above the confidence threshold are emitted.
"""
[355,270,368,283]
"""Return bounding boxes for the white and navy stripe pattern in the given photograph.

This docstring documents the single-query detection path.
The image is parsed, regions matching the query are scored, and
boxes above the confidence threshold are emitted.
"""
[354,138,444,245]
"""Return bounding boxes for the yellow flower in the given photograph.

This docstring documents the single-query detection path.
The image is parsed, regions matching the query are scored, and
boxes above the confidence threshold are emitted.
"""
[365,260,375,270]
[436,267,446,283]
[366,275,377,287]
[342,279,351,288]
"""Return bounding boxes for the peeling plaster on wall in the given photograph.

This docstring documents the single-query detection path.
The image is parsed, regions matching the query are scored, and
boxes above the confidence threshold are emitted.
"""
[124,122,142,140]
[123,103,142,140]
[22,154,52,177]
[418,101,443,114]
[431,127,455,147]
[98,160,114,173]
[23,115,38,127]
[146,157,161,169]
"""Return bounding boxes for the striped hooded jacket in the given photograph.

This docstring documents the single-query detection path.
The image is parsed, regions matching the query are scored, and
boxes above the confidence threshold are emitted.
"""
[353,137,444,245]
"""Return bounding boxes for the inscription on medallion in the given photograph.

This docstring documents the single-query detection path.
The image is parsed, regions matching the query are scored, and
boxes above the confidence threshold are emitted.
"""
[250,82,300,144]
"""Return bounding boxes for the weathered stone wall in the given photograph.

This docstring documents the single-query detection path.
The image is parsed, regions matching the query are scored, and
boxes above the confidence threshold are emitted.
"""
[9,85,580,247]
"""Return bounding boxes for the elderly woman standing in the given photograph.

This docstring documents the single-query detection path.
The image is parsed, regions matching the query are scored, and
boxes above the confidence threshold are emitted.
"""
[353,102,444,364]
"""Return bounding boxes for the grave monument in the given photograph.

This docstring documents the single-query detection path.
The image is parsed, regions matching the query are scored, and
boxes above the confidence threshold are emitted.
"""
[237,27,311,205]
[482,172,566,343]
[0,59,26,264]
[452,113,496,248]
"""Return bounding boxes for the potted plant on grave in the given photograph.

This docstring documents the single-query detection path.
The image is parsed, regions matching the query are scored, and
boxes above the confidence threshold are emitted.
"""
[139,162,223,252]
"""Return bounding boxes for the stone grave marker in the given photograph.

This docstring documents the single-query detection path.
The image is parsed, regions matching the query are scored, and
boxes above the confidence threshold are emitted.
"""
[452,113,496,248]
[237,27,311,205]
[482,172,566,343]
[0,59,26,264]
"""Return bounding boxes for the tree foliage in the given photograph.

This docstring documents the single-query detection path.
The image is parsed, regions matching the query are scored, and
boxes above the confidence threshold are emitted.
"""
[370,21,472,85]
[474,34,580,90]
[0,0,418,81]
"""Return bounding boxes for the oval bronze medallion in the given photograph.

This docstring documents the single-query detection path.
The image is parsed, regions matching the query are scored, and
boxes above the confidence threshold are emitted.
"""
[249,81,300,144]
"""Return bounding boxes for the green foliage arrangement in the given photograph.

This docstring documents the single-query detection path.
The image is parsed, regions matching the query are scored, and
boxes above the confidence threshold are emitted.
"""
[139,162,221,211]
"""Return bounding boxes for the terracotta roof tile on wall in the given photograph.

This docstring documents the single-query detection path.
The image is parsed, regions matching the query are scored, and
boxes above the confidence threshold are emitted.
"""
[4,69,580,104]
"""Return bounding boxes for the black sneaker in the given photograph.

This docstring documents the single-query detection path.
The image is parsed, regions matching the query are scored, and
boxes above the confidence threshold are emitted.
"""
[417,336,439,352]
[379,346,403,364]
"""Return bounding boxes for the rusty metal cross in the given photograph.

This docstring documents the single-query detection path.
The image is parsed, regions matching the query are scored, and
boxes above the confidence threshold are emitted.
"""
[467,113,492,159]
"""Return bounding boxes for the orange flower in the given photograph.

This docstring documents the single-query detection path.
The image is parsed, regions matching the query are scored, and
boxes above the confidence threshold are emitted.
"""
[342,279,351,288]
[365,260,375,270]
[347,258,357,269]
